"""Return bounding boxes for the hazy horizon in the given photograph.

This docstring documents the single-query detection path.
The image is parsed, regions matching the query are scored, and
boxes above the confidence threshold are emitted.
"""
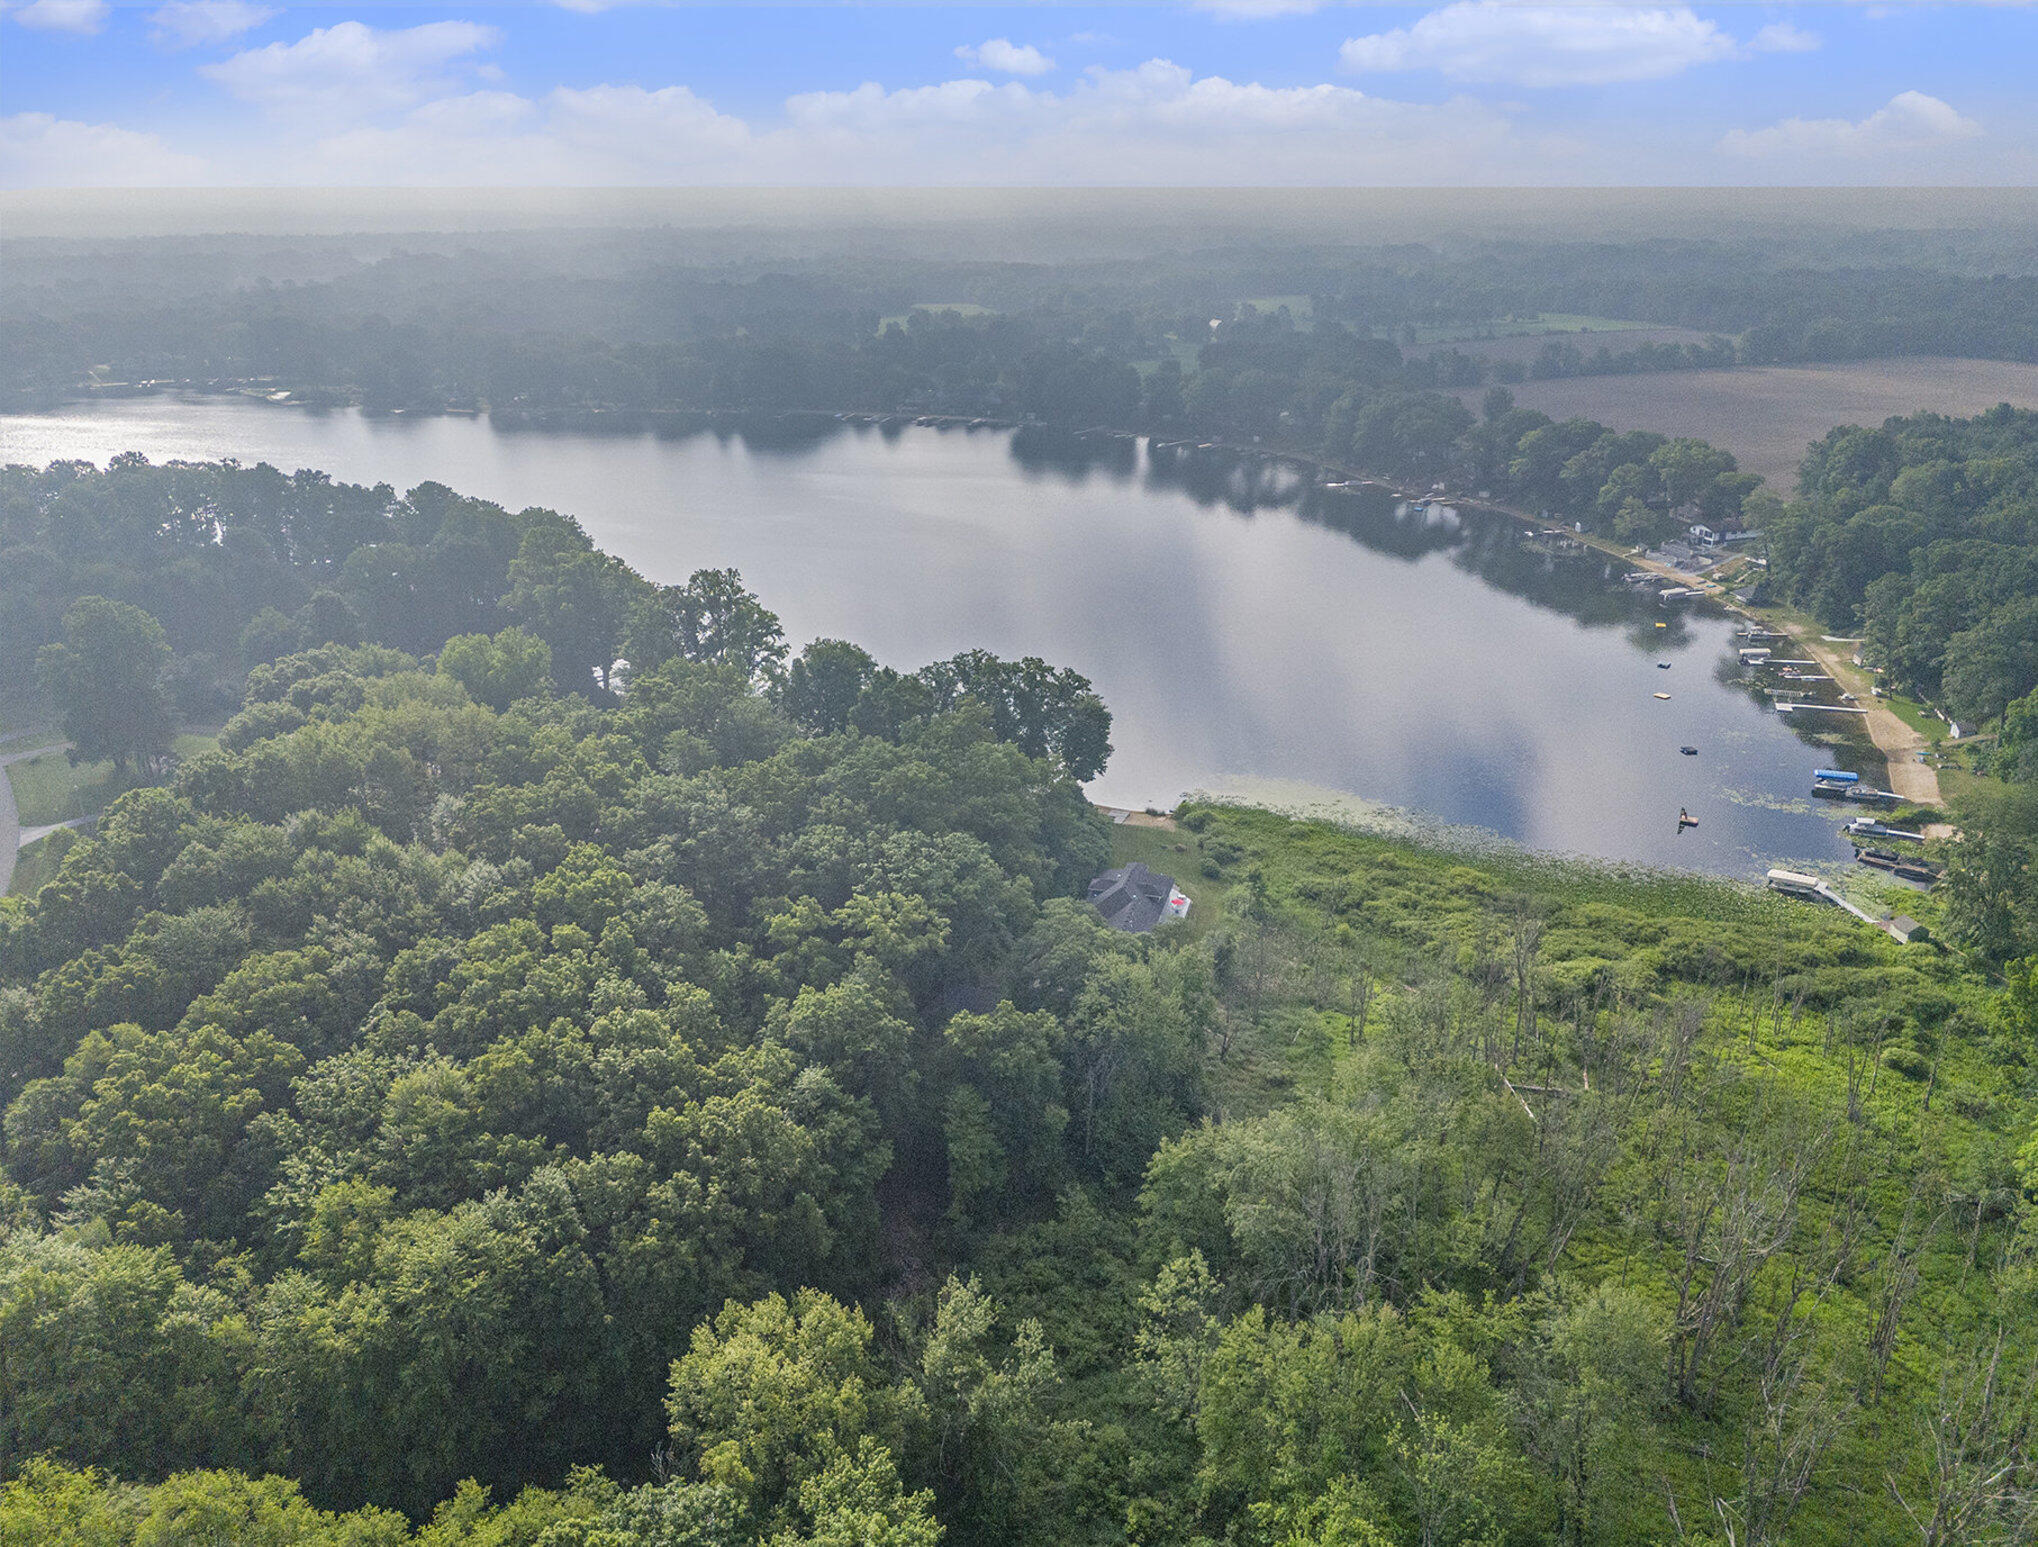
[9,185,2038,250]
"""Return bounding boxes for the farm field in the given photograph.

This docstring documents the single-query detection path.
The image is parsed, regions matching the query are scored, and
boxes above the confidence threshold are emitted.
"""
[1422,322,1715,363]
[1455,354,2038,491]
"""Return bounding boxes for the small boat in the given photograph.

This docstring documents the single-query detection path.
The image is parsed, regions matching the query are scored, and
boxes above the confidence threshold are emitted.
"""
[1678,808,1699,829]
[1657,662,1671,669]
[1654,692,1671,700]
[1680,746,1698,756]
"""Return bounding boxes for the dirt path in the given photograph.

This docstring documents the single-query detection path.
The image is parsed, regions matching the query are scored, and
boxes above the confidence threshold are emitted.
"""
[0,743,72,897]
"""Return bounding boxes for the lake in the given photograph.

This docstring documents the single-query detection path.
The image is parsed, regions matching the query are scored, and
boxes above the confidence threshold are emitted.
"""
[1,397,1869,876]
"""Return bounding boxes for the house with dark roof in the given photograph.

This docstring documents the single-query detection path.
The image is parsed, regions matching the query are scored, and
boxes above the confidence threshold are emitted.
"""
[1087,861,1190,933]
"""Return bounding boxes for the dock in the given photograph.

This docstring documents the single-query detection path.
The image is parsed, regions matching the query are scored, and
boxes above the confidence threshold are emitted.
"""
[1854,850,1940,885]
[1777,702,1868,716]
[1847,818,1925,843]
[1767,869,1912,933]
[1811,779,1903,804]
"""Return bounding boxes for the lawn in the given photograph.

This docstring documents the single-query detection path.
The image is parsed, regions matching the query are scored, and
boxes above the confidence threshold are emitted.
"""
[5,732,218,828]
[6,829,76,897]
[1107,820,1223,943]
[1883,693,1945,740]
[6,750,134,827]
[1405,312,1660,347]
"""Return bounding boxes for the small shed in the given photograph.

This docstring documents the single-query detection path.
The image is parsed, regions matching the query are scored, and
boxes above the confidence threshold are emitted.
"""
[1087,861,1191,933]
[1887,916,1929,945]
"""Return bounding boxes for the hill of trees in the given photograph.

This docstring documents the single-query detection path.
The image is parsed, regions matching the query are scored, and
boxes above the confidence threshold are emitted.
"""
[5,467,2037,1546]
[1768,405,2038,733]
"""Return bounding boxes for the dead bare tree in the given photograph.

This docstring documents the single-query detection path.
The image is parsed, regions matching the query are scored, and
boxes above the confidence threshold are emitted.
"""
[1346,962,1373,1043]
[1684,1222,1857,1547]
[1888,1324,2038,1547]
[1862,1180,1945,1405]
[1510,897,1546,1069]
[1669,1116,1830,1411]
[1660,994,1709,1111]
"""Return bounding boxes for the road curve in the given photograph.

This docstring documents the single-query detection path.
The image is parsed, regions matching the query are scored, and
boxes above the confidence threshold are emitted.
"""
[0,744,73,898]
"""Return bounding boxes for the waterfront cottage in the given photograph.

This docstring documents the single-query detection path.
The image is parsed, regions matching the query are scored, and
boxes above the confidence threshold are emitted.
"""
[1087,861,1191,932]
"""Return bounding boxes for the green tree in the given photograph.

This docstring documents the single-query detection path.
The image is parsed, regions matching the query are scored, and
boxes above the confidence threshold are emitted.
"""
[1938,799,2038,962]
[36,598,175,774]
[436,627,553,711]
[634,569,789,686]
[783,640,878,736]
[1647,438,1739,510]
[769,1439,942,1547]
[505,520,635,693]
[1510,1283,1662,1545]
[915,1276,1070,1542]
[666,1290,926,1531]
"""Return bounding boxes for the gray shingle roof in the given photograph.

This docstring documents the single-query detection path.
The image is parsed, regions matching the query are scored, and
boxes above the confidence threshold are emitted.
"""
[1088,860,1178,933]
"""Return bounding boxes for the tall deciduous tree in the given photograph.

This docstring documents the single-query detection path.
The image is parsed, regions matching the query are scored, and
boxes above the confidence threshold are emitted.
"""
[633,568,789,686]
[36,596,174,774]
[436,627,553,711]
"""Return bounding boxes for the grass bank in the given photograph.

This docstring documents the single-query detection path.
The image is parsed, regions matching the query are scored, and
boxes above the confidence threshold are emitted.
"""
[4,732,219,828]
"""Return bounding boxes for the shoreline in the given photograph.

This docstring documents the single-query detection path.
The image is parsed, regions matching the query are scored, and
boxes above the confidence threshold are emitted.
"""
[14,392,1946,813]
[1177,432,1946,810]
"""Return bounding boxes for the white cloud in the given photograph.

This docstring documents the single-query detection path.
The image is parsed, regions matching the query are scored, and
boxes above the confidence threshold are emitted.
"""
[1340,3,1738,86]
[1192,0,1327,16]
[246,58,1541,188]
[150,0,276,48]
[10,0,108,34]
[202,20,500,122]
[758,62,1531,184]
[1750,22,1821,54]
[954,38,1055,77]
[1722,90,1982,157]
[304,82,754,183]
[0,112,206,183]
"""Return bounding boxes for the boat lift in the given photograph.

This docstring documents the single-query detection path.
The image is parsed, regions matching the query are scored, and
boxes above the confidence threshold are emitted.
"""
[1847,817,1925,843]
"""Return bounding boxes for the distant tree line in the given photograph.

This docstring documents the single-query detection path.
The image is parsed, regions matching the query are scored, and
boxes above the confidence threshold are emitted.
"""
[6,234,2035,417]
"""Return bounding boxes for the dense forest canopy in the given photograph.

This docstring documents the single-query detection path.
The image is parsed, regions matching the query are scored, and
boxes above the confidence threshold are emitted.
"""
[1768,405,2038,729]
[5,461,2038,1545]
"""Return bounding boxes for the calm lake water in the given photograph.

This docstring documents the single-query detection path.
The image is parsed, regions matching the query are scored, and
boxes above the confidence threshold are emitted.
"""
[2,398,1870,876]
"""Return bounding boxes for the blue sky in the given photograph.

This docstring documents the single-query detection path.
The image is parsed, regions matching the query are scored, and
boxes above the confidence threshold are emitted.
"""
[2,2,2032,186]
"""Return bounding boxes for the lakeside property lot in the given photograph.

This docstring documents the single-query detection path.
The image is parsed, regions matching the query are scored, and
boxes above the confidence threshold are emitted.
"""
[1456,355,2038,491]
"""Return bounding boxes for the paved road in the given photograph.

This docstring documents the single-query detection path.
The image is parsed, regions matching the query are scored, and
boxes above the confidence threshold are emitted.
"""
[0,744,72,897]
